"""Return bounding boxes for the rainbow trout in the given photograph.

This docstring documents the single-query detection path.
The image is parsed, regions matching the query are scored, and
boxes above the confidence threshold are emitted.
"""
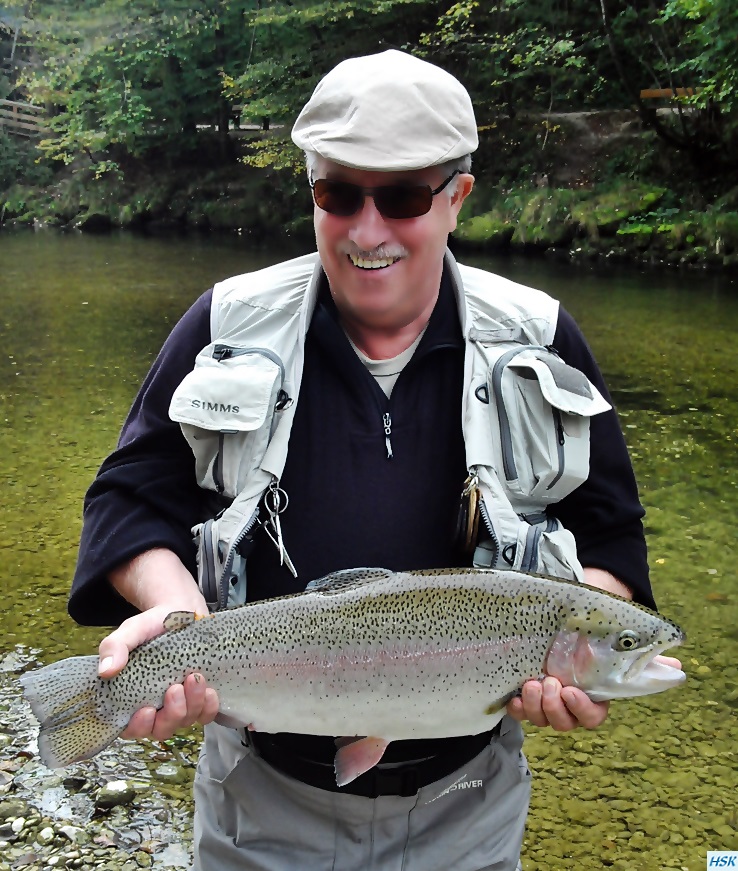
[20,567,685,785]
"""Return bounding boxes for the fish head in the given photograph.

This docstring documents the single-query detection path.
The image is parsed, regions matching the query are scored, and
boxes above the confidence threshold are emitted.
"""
[544,597,686,702]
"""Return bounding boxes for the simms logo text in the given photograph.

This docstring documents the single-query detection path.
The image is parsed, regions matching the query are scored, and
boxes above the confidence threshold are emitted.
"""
[191,400,240,414]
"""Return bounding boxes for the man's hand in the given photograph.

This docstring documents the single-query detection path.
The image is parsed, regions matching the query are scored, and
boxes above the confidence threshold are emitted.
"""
[98,605,221,741]
[506,678,609,730]
[505,568,679,731]
[99,549,222,742]
[504,566,613,730]
[506,654,683,731]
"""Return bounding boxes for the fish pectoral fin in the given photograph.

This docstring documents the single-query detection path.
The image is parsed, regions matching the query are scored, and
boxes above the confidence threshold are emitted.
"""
[485,689,521,717]
[162,611,198,632]
[305,568,393,595]
[333,736,390,787]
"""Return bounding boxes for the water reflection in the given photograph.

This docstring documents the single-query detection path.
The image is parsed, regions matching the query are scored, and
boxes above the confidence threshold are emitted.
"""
[1,231,736,869]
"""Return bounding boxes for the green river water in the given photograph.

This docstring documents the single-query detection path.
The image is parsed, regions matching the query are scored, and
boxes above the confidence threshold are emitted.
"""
[0,230,736,870]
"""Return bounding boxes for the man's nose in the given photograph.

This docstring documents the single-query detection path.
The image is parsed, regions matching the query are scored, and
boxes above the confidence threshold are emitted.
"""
[347,195,389,249]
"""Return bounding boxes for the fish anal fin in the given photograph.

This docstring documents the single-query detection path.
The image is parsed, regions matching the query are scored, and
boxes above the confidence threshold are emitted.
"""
[214,711,246,730]
[306,568,393,595]
[333,736,390,787]
[163,611,198,632]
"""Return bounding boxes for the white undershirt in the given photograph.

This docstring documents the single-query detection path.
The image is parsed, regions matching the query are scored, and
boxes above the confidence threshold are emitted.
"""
[346,328,427,397]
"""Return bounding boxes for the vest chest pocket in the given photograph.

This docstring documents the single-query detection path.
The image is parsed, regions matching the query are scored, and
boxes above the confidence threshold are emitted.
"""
[169,344,287,497]
[477,343,611,504]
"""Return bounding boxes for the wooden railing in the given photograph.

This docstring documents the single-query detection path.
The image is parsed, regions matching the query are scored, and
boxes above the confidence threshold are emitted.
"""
[0,99,47,137]
[640,88,699,99]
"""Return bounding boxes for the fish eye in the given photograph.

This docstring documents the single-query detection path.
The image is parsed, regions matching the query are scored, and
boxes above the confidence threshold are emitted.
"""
[616,629,641,651]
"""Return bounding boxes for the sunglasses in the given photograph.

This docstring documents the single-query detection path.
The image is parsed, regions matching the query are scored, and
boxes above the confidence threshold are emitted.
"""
[310,170,461,220]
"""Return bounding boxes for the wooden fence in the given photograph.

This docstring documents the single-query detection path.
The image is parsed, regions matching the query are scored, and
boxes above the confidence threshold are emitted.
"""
[0,99,47,137]
[640,88,700,100]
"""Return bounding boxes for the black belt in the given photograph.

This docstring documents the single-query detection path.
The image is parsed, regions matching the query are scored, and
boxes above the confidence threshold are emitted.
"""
[249,725,501,798]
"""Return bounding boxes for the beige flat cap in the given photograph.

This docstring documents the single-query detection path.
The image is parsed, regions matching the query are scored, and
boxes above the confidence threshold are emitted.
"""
[291,49,478,171]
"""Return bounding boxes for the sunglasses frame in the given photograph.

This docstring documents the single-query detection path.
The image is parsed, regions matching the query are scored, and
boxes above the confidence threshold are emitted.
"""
[309,170,461,220]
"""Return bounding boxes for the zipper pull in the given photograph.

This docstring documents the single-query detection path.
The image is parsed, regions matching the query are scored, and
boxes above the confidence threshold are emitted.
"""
[213,344,232,361]
[383,412,393,459]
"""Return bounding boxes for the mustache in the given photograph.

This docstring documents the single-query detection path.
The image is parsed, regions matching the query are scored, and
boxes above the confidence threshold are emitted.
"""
[338,244,408,260]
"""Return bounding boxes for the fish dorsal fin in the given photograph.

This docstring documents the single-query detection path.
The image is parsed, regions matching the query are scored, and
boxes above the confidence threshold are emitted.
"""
[163,611,198,632]
[305,567,393,595]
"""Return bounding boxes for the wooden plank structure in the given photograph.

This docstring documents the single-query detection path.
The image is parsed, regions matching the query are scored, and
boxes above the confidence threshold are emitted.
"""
[0,99,47,136]
[640,88,699,99]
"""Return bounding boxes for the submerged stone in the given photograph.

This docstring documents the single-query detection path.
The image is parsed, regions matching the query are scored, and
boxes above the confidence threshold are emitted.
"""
[95,780,136,809]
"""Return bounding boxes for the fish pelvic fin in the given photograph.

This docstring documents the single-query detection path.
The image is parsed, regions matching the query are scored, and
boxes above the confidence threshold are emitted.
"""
[19,655,124,769]
[334,736,390,787]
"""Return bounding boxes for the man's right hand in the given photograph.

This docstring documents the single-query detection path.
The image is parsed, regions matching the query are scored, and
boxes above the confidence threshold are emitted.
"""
[98,606,221,741]
[100,550,222,742]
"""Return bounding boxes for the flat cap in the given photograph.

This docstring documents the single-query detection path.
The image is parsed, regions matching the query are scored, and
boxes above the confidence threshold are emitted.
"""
[291,49,478,171]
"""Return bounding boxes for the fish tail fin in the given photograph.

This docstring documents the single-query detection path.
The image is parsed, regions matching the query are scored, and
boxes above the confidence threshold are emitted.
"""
[20,655,125,768]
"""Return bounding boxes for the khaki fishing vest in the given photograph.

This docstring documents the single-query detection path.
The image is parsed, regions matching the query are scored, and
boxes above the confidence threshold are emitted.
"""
[169,250,610,608]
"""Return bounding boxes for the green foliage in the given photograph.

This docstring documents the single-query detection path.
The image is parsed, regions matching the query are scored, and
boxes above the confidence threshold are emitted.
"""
[418,1,608,121]
[23,0,260,166]
[5,0,737,202]
[659,0,738,110]
[226,0,445,173]
[454,211,515,247]
[0,132,54,191]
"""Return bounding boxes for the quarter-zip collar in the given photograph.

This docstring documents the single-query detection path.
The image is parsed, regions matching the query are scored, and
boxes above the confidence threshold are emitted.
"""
[310,264,464,392]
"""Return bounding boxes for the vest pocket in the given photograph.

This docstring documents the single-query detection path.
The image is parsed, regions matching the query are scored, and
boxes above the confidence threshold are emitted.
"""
[169,345,286,496]
[482,344,610,504]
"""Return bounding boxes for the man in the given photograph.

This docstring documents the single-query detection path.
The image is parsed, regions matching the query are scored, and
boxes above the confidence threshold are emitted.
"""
[70,50,657,870]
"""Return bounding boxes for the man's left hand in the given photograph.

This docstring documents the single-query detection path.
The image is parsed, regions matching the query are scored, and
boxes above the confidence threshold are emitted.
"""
[506,654,683,731]
[506,677,609,730]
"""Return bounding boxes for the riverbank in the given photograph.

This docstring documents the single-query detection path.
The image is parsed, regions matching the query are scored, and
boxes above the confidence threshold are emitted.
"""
[2,110,738,271]
[0,647,198,871]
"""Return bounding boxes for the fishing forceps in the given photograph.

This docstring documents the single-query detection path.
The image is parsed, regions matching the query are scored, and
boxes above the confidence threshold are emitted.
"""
[262,480,298,577]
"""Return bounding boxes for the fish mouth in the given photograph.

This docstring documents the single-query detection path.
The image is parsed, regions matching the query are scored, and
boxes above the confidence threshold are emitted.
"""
[587,644,686,702]
[623,639,686,686]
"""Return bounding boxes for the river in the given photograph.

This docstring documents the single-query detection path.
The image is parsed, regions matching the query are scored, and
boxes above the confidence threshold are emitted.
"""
[0,229,736,870]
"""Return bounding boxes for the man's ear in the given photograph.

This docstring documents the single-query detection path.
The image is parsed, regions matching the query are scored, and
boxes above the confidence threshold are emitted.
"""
[449,174,475,228]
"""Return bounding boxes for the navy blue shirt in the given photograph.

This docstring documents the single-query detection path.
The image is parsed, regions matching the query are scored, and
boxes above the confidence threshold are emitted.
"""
[69,265,653,624]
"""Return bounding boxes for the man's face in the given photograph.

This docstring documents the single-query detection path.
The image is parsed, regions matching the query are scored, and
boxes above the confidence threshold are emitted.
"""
[313,159,473,333]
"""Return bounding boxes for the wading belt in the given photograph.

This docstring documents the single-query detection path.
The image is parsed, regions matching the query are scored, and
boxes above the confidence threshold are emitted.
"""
[247,724,501,798]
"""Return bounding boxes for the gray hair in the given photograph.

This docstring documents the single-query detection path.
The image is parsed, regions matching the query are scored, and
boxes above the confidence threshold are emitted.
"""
[304,151,472,198]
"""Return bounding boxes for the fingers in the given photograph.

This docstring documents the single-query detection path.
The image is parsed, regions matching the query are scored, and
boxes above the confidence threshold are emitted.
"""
[559,687,609,729]
[506,678,609,731]
[98,605,173,677]
[121,673,220,741]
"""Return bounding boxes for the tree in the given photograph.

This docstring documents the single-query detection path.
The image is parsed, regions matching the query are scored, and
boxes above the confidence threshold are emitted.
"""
[224,0,448,172]
[23,0,260,168]
[417,1,606,121]
[599,0,738,171]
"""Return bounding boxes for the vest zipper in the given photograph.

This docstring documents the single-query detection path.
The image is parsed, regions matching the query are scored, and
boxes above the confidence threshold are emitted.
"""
[477,498,500,566]
[383,412,393,459]
[547,408,566,491]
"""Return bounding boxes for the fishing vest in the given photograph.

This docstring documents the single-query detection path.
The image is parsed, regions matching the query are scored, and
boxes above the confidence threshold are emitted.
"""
[169,250,611,609]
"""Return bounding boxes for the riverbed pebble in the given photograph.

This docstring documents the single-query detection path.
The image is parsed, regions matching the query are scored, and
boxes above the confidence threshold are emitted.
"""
[95,780,137,809]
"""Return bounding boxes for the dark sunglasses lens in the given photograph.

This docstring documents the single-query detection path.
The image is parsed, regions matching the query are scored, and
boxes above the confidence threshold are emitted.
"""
[375,185,433,219]
[312,179,363,216]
